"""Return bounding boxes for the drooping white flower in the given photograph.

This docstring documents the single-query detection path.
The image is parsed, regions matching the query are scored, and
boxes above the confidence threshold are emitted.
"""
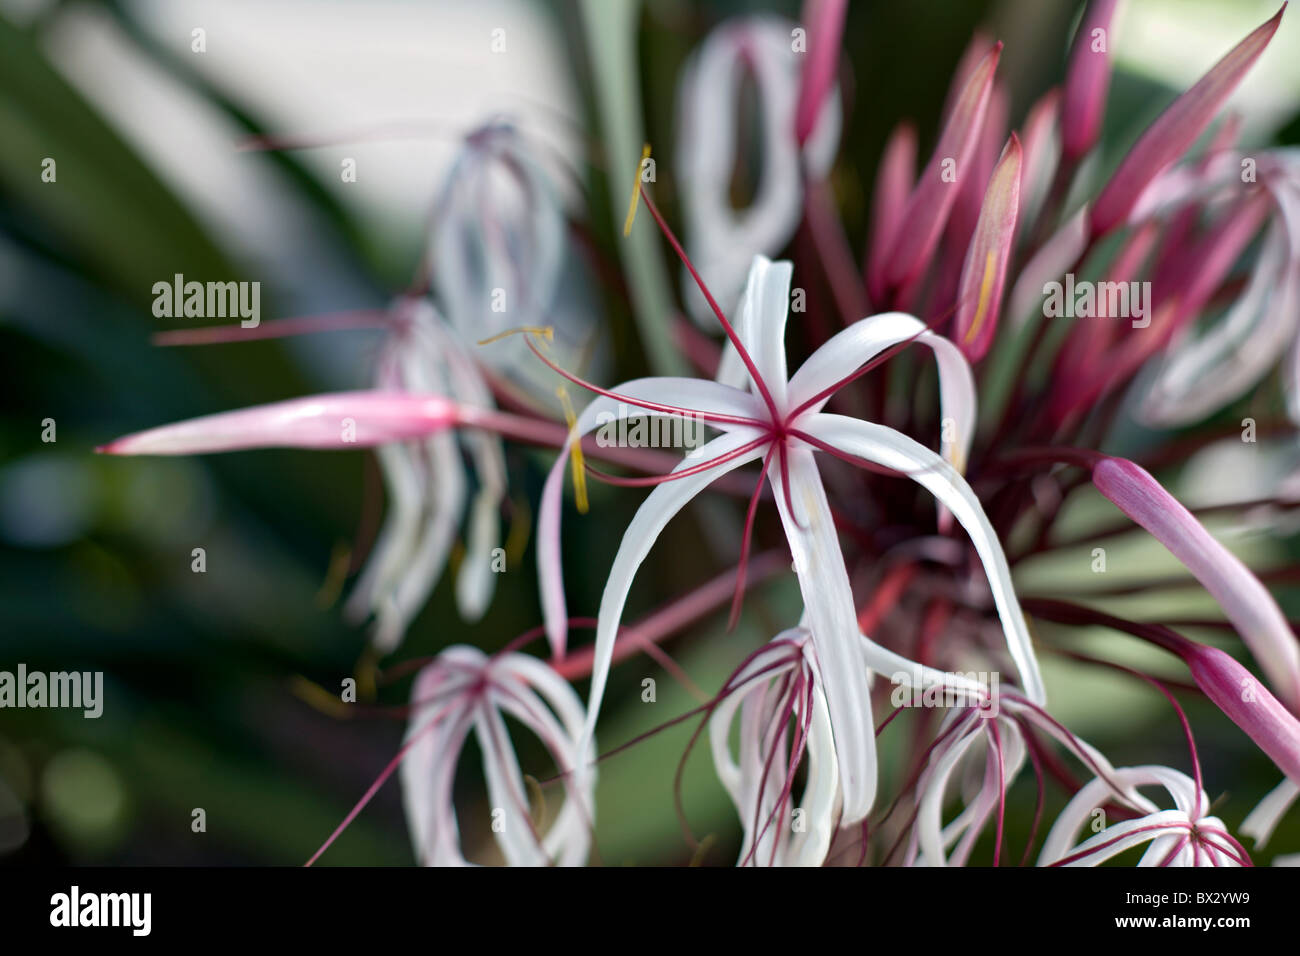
[400,645,596,866]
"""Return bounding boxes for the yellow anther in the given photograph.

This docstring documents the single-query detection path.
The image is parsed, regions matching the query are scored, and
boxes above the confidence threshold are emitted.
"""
[623,144,652,237]
[964,250,998,346]
[556,387,589,514]
[477,325,554,347]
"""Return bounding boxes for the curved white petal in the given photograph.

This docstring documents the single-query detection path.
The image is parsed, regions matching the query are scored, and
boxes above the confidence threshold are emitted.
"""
[537,379,762,657]
[715,256,793,408]
[799,414,1045,704]
[580,429,767,750]
[676,16,840,328]
[1241,777,1300,849]
[788,312,977,473]
[769,447,876,823]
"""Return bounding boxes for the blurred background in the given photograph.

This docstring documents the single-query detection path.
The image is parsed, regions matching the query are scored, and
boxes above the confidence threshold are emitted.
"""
[2,0,1299,866]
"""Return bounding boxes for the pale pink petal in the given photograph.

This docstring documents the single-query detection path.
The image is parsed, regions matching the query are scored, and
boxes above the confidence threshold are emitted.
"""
[1093,456,1300,712]
[97,392,458,456]
[865,122,918,304]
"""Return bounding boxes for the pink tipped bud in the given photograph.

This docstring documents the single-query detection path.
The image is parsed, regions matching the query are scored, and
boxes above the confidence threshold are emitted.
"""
[883,43,1001,292]
[1093,456,1300,712]
[794,0,848,146]
[954,134,1022,361]
[1062,0,1121,162]
[1090,4,1285,236]
[97,391,459,456]
[1182,642,1300,783]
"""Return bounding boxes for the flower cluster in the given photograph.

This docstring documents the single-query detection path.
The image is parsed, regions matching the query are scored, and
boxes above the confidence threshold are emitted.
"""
[101,1,1300,866]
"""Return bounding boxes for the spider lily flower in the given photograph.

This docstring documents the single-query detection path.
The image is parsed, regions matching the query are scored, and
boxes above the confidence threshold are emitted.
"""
[400,645,595,866]
[1088,4,1284,238]
[906,706,1023,868]
[904,692,1122,867]
[535,244,1045,825]
[713,628,990,866]
[676,15,841,327]
[1092,456,1300,712]
[1038,766,1248,866]
[345,297,506,651]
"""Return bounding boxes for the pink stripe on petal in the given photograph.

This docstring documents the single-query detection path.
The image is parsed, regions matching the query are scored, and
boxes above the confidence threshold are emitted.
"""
[1093,456,1300,712]
[955,134,1022,361]
[884,43,1001,292]
[1090,4,1285,237]
[1182,643,1300,783]
[794,0,847,146]
[96,391,458,456]
[1062,0,1121,162]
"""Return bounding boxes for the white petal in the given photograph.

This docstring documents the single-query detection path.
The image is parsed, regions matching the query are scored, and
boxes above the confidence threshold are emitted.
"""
[1241,777,1300,849]
[769,447,877,823]
[1142,221,1299,426]
[538,379,762,656]
[676,17,837,328]
[715,256,792,408]
[788,312,977,472]
[800,414,1046,704]
[580,429,767,750]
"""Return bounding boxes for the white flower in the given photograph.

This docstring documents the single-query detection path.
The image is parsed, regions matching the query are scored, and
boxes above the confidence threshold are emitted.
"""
[536,253,1045,826]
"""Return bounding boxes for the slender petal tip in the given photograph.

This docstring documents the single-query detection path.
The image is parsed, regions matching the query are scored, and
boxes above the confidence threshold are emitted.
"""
[1090,4,1284,236]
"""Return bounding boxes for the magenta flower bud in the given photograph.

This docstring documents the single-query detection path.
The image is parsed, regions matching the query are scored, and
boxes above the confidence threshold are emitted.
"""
[1182,642,1300,785]
[1093,456,1300,712]
[1062,0,1121,162]
[1090,4,1284,237]
[96,391,459,456]
[954,134,1022,361]
[794,0,847,147]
